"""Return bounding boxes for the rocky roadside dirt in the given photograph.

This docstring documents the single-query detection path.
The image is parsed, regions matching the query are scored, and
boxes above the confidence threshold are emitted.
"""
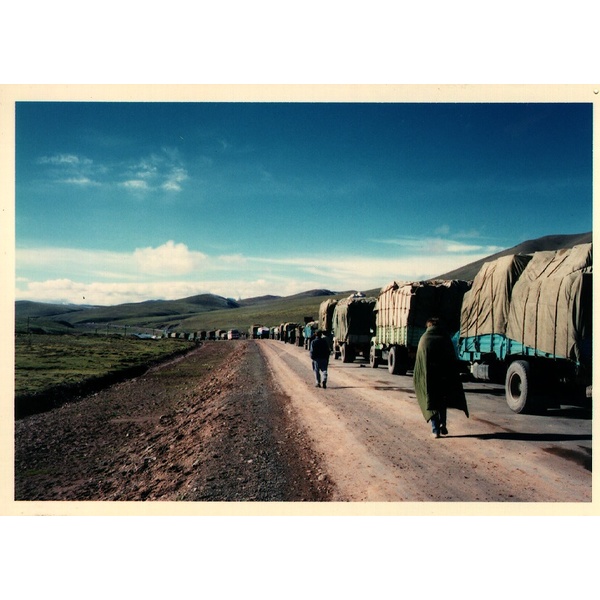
[14,341,335,502]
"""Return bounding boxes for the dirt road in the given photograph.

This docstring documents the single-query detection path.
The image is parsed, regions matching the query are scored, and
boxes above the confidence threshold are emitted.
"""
[14,341,333,503]
[13,338,592,509]
[259,339,592,503]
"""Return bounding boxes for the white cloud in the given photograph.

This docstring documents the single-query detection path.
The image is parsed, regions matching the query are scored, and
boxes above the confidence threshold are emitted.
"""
[373,235,503,256]
[133,159,159,179]
[122,150,188,194]
[217,253,248,264]
[446,242,502,253]
[37,152,103,187]
[121,179,149,190]
[16,279,206,306]
[17,247,136,280]
[133,240,206,276]
[161,167,188,192]
[60,177,99,186]
[17,242,209,282]
[16,238,497,306]
[38,154,91,165]
[36,149,189,193]
[248,251,483,290]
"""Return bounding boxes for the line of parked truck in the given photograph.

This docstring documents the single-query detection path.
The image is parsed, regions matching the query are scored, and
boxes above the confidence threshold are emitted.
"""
[170,243,591,415]
[268,243,593,414]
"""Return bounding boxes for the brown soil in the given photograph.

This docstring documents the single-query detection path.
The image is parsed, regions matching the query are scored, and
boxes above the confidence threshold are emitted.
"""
[14,340,334,502]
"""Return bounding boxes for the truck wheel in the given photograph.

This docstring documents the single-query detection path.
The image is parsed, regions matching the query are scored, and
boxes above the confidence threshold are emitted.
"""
[388,346,400,374]
[369,346,379,368]
[388,346,408,375]
[505,360,535,413]
[341,344,354,363]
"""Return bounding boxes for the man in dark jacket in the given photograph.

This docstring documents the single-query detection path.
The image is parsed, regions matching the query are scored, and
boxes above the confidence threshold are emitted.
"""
[413,317,469,438]
[310,330,331,388]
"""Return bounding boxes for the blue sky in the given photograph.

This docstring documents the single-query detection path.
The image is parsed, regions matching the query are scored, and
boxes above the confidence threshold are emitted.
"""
[15,101,593,306]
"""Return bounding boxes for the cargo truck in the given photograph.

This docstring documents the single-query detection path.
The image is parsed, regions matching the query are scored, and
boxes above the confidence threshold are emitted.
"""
[332,293,377,363]
[281,322,299,344]
[456,243,592,413]
[318,298,338,350]
[370,279,471,374]
[318,299,337,335]
[303,320,319,349]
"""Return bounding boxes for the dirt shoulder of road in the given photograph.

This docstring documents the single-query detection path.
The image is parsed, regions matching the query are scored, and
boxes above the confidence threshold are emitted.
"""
[14,340,334,503]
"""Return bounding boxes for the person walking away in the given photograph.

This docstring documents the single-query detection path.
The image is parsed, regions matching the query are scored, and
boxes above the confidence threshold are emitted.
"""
[310,330,330,388]
[413,317,469,438]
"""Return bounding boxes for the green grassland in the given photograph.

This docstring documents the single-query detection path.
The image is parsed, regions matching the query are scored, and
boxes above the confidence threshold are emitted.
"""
[15,334,195,417]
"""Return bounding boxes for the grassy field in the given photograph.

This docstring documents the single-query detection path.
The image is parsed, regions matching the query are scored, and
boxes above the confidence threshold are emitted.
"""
[14,333,196,417]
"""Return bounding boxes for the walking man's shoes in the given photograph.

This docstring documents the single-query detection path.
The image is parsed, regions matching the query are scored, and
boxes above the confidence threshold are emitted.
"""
[322,382,327,389]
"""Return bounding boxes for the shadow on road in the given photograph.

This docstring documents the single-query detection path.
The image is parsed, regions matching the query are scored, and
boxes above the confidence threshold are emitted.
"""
[465,387,506,396]
[542,406,593,419]
[449,432,591,442]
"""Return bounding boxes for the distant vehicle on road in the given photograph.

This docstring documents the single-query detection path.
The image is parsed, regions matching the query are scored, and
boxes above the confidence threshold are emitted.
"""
[332,293,377,363]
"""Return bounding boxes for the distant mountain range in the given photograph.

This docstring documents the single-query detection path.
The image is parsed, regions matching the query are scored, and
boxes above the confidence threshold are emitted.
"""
[16,232,592,334]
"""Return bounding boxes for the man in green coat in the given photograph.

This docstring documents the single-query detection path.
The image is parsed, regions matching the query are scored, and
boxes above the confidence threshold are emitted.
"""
[413,317,469,438]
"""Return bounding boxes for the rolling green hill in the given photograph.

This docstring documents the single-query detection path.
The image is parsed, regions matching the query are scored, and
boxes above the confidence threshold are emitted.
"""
[15,300,88,319]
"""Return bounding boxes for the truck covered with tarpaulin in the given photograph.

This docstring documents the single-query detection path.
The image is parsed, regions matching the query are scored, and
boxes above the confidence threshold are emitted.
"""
[457,243,592,412]
[370,279,472,374]
[332,294,377,363]
[303,320,319,349]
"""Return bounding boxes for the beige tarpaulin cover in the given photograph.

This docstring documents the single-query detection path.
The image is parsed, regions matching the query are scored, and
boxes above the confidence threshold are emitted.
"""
[318,299,338,332]
[332,295,377,342]
[459,255,532,338]
[375,280,472,345]
[505,243,592,362]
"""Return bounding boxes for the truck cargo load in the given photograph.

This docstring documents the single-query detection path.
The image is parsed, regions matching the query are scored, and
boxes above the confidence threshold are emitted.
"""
[459,254,532,338]
[318,298,338,334]
[371,279,471,374]
[332,294,376,363]
[505,243,592,368]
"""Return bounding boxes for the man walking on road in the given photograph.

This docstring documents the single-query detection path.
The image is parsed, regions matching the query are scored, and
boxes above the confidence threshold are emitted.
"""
[310,330,331,389]
[413,317,469,438]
